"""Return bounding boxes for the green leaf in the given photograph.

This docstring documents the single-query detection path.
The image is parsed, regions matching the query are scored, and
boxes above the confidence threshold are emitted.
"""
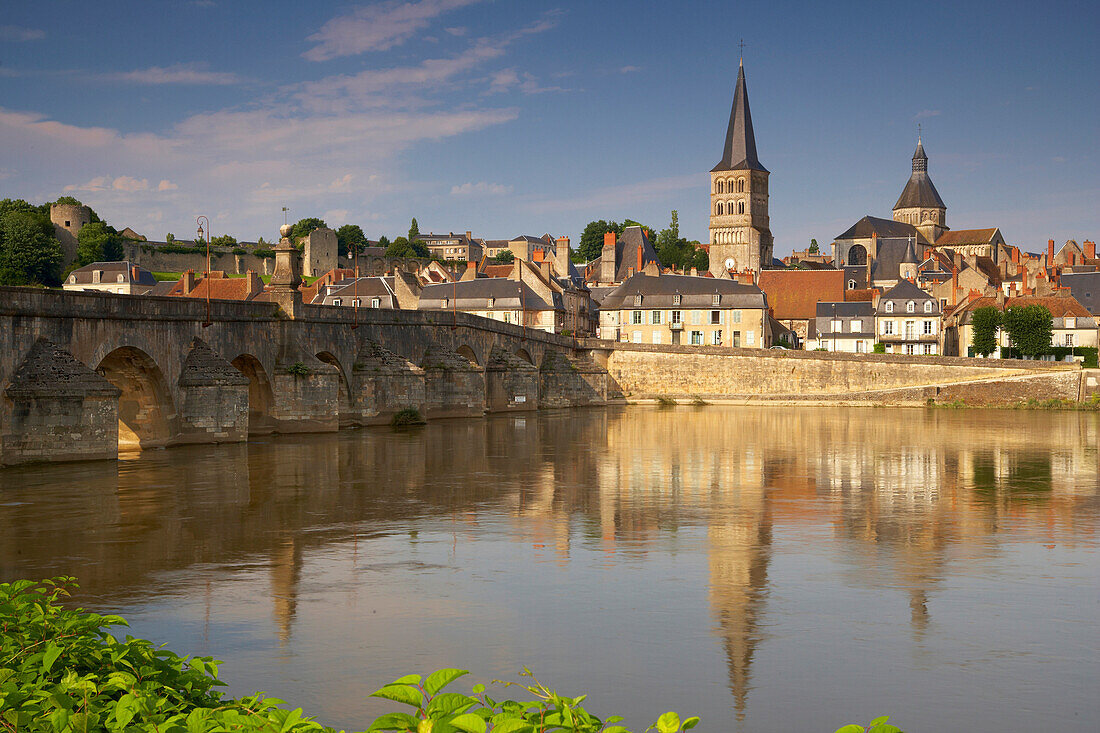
[868,725,901,733]
[427,693,476,717]
[681,717,700,730]
[371,684,424,708]
[448,714,487,733]
[42,643,62,673]
[471,684,485,695]
[834,726,865,733]
[604,728,631,733]
[490,719,533,733]
[655,712,680,733]
[424,669,469,697]
[367,713,419,731]
[394,674,423,685]
[869,717,889,727]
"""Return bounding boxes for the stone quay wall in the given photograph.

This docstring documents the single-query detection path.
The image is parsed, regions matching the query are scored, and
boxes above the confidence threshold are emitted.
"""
[590,342,1082,405]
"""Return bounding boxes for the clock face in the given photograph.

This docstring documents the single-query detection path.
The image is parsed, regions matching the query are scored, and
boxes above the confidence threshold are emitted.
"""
[724,258,735,270]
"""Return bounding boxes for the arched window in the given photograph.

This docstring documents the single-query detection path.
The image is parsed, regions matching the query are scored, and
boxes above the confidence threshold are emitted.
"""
[716,202,723,215]
[885,301,894,313]
[847,244,867,266]
[848,279,856,290]
[906,301,915,313]
[923,301,932,313]
[737,178,745,193]
[716,180,724,194]
[737,201,745,215]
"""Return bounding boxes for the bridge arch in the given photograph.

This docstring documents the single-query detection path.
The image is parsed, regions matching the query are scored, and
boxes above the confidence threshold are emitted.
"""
[316,351,353,427]
[231,353,276,435]
[96,346,176,450]
[516,347,534,364]
[456,345,479,366]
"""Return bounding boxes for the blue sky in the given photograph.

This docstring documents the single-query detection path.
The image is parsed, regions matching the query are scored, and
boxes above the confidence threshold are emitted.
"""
[1,0,1096,255]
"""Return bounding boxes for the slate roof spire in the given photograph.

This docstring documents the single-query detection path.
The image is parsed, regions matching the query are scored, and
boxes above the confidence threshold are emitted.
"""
[712,60,767,173]
[893,135,946,210]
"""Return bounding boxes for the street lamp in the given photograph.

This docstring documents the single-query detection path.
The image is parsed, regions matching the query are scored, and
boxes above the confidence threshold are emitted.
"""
[196,215,211,328]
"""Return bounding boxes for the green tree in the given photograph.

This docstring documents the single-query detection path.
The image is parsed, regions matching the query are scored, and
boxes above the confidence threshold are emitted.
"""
[76,221,123,266]
[378,235,392,249]
[0,198,41,218]
[290,217,326,241]
[578,220,621,262]
[1002,305,1053,358]
[209,234,238,247]
[165,232,176,243]
[386,236,429,259]
[408,217,421,243]
[0,210,63,285]
[970,306,1002,357]
[809,238,819,254]
[492,249,515,263]
[336,224,367,257]
[655,210,680,251]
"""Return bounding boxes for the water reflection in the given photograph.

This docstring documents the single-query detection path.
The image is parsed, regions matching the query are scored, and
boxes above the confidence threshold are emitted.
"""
[1,407,1097,730]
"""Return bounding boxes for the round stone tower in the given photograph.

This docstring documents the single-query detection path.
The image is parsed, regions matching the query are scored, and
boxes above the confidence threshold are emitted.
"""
[50,203,92,268]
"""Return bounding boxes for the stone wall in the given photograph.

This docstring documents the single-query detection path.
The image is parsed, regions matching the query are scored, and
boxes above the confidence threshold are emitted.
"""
[122,242,274,275]
[597,342,1082,404]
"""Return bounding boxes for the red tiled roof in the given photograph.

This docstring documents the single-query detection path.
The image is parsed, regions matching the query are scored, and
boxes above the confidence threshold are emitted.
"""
[180,272,264,301]
[757,269,845,319]
[480,264,513,278]
[955,294,1092,319]
[844,288,876,302]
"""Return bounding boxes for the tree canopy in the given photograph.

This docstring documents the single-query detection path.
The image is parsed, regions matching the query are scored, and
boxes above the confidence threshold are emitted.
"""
[336,224,368,257]
[76,222,124,266]
[290,217,327,241]
[492,249,515,263]
[808,238,819,254]
[970,306,1002,357]
[0,210,62,286]
[578,220,622,262]
[1002,305,1053,358]
[385,236,429,259]
[209,234,238,247]
[408,218,421,243]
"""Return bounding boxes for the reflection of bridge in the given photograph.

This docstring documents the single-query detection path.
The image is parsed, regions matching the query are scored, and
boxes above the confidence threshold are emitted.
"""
[0,286,609,465]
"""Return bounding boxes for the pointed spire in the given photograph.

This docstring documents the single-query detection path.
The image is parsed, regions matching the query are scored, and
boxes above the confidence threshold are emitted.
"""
[912,133,927,172]
[712,59,767,173]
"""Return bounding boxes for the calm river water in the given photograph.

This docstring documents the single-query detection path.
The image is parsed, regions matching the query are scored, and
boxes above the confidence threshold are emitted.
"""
[2,406,1098,732]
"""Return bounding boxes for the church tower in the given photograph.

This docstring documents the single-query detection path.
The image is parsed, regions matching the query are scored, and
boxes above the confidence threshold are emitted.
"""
[892,137,948,243]
[709,59,772,277]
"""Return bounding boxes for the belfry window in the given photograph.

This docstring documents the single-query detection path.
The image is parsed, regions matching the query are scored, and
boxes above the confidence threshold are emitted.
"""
[737,201,745,215]
[737,178,745,193]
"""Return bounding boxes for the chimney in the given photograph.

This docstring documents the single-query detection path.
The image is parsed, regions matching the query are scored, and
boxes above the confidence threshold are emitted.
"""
[1048,238,1055,263]
[600,230,617,283]
[951,266,958,306]
[184,270,196,292]
[247,270,261,294]
[465,230,472,239]
[996,289,1006,308]
[1018,264,1028,295]
[998,259,1008,279]
[953,251,962,272]
[1011,247,1019,264]
[553,236,571,280]
[539,260,551,281]
[691,267,698,277]
[627,267,635,278]
[131,265,139,282]
[637,245,643,273]
[1086,240,1097,260]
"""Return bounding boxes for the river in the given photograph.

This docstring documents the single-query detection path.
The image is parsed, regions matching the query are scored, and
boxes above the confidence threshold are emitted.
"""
[1,406,1098,732]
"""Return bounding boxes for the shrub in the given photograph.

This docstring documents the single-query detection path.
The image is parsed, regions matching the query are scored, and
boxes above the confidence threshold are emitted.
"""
[872,343,886,353]
[655,396,676,407]
[286,361,310,377]
[391,408,426,427]
[834,716,903,733]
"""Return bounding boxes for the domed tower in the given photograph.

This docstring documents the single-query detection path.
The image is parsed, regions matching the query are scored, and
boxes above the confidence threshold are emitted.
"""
[892,137,948,243]
[709,59,772,277]
[50,202,92,268]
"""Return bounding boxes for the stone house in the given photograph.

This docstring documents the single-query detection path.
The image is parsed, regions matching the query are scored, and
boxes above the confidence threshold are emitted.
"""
[813,301,876,353]
[417,276,565,334]
[301,227,338,279]
[152,270,266,301]
[64,261,157,295]
[583,226,662,287]
[419,231,484,262]
[598,272,770,348]
[312,276,398,309]
[947,295,1097,357]
[875,279,942,355]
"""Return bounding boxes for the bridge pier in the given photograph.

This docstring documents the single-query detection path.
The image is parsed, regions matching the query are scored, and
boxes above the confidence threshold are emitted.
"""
[271,345,340,433]
[538,350,610,408]
[176,339,250,445]
[2,339,121,465]
[486,346,538,412]
[420,344,486,419]
[352,340,426,425]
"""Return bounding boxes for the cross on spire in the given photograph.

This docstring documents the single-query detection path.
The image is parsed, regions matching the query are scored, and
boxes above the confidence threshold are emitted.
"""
[917,122,922,143]
[739,39,745,64]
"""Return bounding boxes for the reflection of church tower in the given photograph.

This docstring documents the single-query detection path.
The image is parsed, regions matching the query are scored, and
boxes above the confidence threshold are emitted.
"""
[708,485,772,721]
[271,536,303,646]
[709,59,772,276]
[892,138,948,242]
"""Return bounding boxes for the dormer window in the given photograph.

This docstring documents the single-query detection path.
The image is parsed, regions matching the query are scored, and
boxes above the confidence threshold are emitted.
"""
[924,301,932,313]
[885,302,894,313]
[69,275,76,284]
[117,274,125,283]
[488,297,495,308]
[848,279,856,290]
[673,293,681,306]
[906,301,915,313]
[634,295,642,306]
[712,294,721,306]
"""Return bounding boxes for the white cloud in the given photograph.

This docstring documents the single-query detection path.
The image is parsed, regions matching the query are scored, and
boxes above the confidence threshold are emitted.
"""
[303,0,484,61]
[914,109,941,119]
[158,179,179,191]
[324,209,349,224]
[0,25,45,42]
[109,63,243,85]
[451,181,512,196]
[112,176,149,192]
[444,26,467,36]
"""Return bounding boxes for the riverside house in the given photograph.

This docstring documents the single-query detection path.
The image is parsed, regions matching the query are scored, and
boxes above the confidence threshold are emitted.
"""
[598,272,770,347]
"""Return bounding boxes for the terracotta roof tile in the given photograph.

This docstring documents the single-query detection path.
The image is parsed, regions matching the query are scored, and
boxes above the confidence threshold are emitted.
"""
[757,269,846,319]
[934,228,999,246]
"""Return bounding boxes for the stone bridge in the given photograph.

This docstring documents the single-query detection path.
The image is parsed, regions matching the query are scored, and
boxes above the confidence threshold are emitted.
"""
[0,287,609,466]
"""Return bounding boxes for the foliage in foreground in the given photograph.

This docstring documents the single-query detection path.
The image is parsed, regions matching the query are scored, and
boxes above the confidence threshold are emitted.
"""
[0,579,698,733]
[834,716,903,733]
